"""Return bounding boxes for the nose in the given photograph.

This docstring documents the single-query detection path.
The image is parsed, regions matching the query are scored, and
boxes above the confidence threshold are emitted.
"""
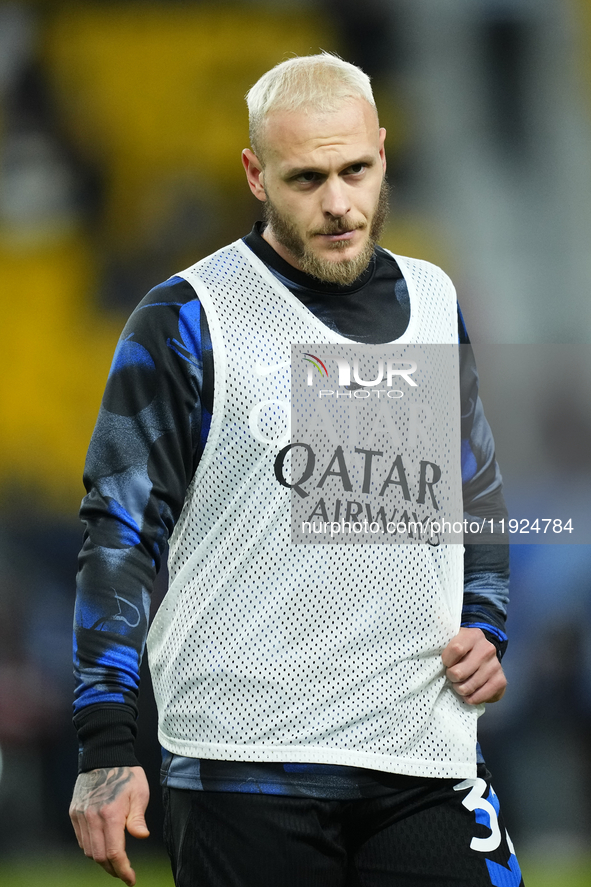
[321,178,351,219]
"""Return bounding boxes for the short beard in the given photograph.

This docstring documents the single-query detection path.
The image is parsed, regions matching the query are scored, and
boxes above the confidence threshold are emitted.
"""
[263,177,390,287]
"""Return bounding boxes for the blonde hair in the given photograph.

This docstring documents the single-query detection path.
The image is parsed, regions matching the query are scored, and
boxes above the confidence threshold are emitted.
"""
[246,52,376,159]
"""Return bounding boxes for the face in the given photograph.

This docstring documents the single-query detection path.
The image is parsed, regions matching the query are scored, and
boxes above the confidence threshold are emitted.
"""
[242,98,388,286]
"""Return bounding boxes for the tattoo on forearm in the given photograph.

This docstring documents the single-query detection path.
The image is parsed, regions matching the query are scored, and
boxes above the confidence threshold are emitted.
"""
[73,767,133,810]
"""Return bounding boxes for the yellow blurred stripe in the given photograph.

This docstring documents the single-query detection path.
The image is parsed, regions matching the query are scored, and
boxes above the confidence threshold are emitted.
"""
[43,6,331,179]
[0,237,122,510]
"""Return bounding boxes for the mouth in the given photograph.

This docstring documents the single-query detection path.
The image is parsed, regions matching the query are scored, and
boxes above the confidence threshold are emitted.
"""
[313,225,363,246]
[318,230,357,243]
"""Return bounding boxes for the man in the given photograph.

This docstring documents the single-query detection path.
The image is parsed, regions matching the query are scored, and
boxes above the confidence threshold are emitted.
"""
[70,54,521,887]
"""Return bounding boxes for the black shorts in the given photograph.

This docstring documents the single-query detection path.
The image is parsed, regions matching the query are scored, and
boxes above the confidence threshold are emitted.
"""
[162,766,524,887]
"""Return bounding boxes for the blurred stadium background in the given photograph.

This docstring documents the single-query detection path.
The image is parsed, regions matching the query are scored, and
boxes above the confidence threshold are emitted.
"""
[0,0,590,884]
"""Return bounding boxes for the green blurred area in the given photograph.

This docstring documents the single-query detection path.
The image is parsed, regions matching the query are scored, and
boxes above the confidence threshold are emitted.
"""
[1,854,174,887]
[1,853,590,886]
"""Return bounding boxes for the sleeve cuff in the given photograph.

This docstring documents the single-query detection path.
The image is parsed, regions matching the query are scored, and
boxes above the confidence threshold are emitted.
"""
[73,703,140,773]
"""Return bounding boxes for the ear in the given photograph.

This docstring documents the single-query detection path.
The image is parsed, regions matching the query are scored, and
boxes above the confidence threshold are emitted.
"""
[378,127,387,174]
[242,149,267,202]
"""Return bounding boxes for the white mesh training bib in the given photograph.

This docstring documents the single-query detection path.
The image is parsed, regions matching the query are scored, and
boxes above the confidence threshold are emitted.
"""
[147,240,480,779]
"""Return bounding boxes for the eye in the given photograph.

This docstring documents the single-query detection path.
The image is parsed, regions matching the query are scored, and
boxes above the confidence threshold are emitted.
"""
[344,163,367,176]
[294,171,321,184]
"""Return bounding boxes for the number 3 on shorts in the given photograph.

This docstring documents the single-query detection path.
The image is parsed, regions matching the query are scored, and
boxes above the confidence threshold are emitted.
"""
[454,777,502,852]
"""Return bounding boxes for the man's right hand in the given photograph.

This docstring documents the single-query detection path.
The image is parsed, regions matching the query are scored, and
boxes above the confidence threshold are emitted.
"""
[69,766,150,886]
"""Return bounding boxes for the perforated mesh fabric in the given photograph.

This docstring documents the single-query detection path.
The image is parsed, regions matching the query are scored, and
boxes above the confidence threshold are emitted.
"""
[147,242,479,779]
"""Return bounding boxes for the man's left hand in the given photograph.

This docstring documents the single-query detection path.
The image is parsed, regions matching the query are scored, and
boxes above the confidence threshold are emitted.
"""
[441,627,507,704]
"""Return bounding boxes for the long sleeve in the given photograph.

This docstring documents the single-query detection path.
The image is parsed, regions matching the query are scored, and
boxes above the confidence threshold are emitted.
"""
[458,307,509,657]
[73,276,212,771]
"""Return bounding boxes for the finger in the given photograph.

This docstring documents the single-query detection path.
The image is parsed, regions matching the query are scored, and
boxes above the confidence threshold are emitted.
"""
[101,810,136,886]
[445,641,497,686]
[78,801,129,882]
[105,847,136,886]
[450,664,507,704]
[446,659,482,687]
[441,635,472,668]
[95,858,120,880]
[87,833,133,884]
[442,626,495,669]
[447,654,498,690]
[69,807,84,850]
[446,647,503,689]
[463,678,507,705]
[84,807,112,871]
[75,811,95,859]
[127,813,150,839]
[126,771,150,840]
[464,660,507,702]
